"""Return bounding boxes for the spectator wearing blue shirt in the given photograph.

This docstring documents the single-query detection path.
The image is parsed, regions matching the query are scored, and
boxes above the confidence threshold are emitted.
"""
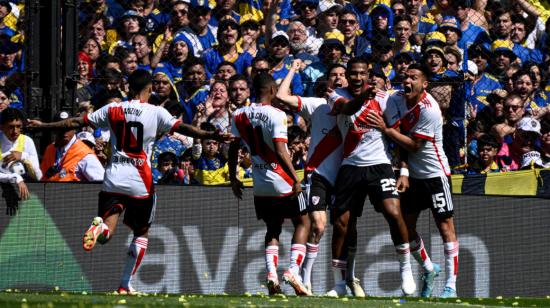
[453,1,491,50]
[0,1,16,38]
[210,0,241,27]
[202,19,253,77]
[176,57,210,124]
[468,43,502,111]
[365,4,394,41]
[267,31,304,95]
[132,33,152,72]
[301,31,345,96]
[392,51,415,89]
[393,15,419,57]
[511,14,543,64]
[0,39,22,109]
[292,0,319,37]
[155,33,195,82]
[150,66,181,106]
[512,68,548,112]
[188,3,218,52]
[490,39,519,81]
[111,10,146,50]
[338,9,370,63]
[343,0,375,32]
[79,0,125,28]
[438,16,464,53]
[371,36,396,81]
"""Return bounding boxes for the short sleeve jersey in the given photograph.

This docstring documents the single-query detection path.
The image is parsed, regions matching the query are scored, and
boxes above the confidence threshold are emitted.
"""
[329,88,392,167]
[385,91,451,179]
[84,100,180,197]
[231,104,293,197]
[296,92,350,186]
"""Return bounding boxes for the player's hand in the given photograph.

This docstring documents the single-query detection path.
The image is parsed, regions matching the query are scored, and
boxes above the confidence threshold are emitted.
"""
[396,175,409,193]
[3,151,22,164]
[211,130,233,143]
[17,181,29,201]
[366,110,388,132]
[292,180,302,198]
[26,119,43,128]
[231,178,244,199]
[290,59,302,71]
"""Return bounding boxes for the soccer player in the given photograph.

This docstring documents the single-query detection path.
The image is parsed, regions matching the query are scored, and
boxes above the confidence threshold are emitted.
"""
[367,63,459,298]
[28,69,227,294]
[275,59,363,296]
[325,57,415,297]
[228,73,311,296]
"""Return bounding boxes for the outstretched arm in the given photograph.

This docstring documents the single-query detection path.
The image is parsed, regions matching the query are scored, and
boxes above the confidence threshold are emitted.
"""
[27,117,85,129]
[174,122,231,142]
[329,86,376,116]
[366,111,424,153]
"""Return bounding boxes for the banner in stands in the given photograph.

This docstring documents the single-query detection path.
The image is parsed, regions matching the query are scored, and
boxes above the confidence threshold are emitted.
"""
[0,183,548,297]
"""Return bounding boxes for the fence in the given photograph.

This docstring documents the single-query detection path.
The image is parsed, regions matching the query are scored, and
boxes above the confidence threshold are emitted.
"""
[0,182,549,297]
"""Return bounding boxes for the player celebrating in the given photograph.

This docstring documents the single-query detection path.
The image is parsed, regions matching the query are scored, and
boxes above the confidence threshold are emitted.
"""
[326,57,415,297]
[28,69,227,294]
[367,63,459,298]
[274,59,363,295]
[228,73,311,296]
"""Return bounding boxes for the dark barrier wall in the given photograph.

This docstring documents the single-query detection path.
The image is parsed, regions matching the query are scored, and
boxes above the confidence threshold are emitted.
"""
[0,183,548,297]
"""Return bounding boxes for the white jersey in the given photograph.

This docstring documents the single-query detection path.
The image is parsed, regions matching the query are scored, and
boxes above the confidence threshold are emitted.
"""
[297,92,350,186]
[84,100,180,197]
[231,104,293,197]
[329,88,392,167]
[385,91,450,179]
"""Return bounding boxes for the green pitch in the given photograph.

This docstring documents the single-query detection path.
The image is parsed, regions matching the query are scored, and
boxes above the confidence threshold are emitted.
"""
[1,292,550,307]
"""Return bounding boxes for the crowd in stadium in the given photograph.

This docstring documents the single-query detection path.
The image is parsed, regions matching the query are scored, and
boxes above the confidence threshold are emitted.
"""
[1,0,550,185]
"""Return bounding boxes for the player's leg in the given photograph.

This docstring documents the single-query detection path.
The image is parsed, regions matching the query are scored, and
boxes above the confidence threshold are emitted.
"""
[83,192,123,251]
[118,194,156,294]
[430,176,458,298]
[344,214,365,297]
[327,208,351,297]
[301,174,330,292]
[283,193,312,296]
[264,216,284,295]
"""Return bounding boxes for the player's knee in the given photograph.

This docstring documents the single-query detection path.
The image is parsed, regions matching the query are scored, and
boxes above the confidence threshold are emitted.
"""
[311,222,326,239]
[265,224,282,241]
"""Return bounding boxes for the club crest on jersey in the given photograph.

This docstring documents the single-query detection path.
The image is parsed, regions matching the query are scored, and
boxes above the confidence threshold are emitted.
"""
[311,196,320,205]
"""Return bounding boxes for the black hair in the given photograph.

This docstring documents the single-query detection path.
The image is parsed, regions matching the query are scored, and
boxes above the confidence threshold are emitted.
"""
[158,151,178,164]
[229,74,249,86]
[0,108,26,125]
[339,8,358,19]
[93,88,123,109]
[252,72,277,94]
[477,134,500,151]
[164,99,184,117]
[200,122,216,132]
[95,54,121,77]
[183,56,206,73]
[128,69,152,98]
[512,68,536,84]
[393,14,412,26]
[101,68,123,83]
[407,62,430,80]
[252,55,270,68]
[216,61,237,72]
[288,125,306,143]
[346,57,369,72]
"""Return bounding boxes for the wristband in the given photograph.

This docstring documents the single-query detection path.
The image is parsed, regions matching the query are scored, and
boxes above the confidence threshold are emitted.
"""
[400,168,409,177]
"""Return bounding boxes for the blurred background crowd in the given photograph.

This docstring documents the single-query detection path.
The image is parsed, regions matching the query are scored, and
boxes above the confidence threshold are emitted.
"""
[2,0,550,185]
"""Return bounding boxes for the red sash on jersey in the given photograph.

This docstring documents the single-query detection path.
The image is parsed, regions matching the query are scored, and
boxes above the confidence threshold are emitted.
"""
[343,100,382,158]
[234,112,294,186]
[305,125,342,173]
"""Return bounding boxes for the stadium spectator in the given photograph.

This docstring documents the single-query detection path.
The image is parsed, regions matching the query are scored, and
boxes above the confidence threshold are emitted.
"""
[228,74,250,113]
[287,125,307,170]
[188,3,217,52]
[81,14,109,51]
[317,2,341,37]
[392,51,415,89]
[366,4,394,41]
[77,51,94,89]
[493,94,526,141]
[194,81,231,133]
[0,85,11,111]
[150,67,179,106]
[458,134,502,174]
[293,0,318,36]
[192,123,229,185]
[371,36,395,81]
[0,38,21,109]
[210,0,240,27]
[153,33,193,81]
[444,46,461,72]
[132,33,152,71]
[153,151,185,185]
[266,31,304,95]
[286,21,322,61]
[239,14,262,57]
[213,61,237,82]
[338,9,370,63]
[511,69,548,113]
[452,1,491,48]
[176,57,209,124]
[393,15,416,55]
[40,112,105,182]
[498,117,543,171]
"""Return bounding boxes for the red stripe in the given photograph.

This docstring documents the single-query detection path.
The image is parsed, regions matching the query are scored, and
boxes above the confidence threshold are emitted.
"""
[296,96,303,112]
[234,112,294,187]
[291,247,307,252]
[412,132,434,141]
[272,138,288,143]
[453,256,458,276]
[432,140,450,176]
[132,247,146,275]
[296,254,304,266]
[83,114,95,128]
[305,125,342,172]
[273,255,278,267]
[108,106,153,196]
[342,99,381,158]
[420,248,428,262]
[169,119,182,134]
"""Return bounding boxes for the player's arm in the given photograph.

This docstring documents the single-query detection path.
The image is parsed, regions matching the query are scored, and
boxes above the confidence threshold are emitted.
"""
[396,146,410,192]
[329,86,375,115]
[174,122,230,142]
[273,141,302,196]
[366,111,424,153]
[27,117,85,129]
[275,59,301,110]
[228,140,244,199]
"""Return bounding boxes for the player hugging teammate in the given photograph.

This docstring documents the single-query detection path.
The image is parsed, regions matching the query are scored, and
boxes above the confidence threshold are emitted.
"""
[230,60,459,298]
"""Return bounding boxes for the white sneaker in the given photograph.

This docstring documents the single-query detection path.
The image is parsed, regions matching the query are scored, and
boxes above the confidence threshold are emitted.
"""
[346,278,366,297]
[325,283,347,297]
[401,271,417,296]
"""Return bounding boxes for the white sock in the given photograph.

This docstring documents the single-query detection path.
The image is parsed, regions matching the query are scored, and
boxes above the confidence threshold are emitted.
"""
[346,245,357,281]
[410,236,434,272]
[265,245,279,278]
[120,236,148,289]
[395,243,412,277]
[97,223,111,244]
[331,259,347,286]
[289,244,306,275]
[444,241,459,290]
[301,243,319,287]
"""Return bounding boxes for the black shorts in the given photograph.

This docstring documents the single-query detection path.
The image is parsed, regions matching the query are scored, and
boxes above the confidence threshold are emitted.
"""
[254,192,308,222]
[305,173,334,212]
[331,164,399,220]
[98,191,157,231]
[401,176,454,219]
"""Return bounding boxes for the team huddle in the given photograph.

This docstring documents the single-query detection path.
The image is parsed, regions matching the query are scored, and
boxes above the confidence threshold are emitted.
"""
[28,58,458,298]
